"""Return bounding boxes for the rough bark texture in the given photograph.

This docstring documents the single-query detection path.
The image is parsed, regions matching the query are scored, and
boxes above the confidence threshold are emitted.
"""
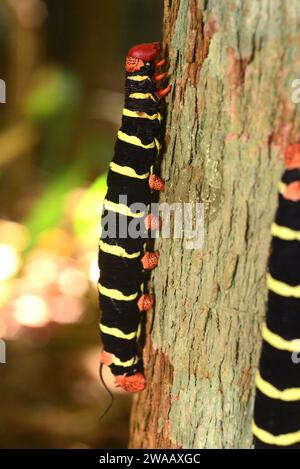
[129,0,300,449]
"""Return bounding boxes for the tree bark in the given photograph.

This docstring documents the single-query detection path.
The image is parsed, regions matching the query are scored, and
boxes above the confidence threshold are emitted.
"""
[129,0,300,449]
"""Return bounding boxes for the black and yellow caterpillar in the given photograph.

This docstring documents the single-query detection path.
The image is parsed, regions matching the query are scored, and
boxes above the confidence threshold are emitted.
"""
[253,144,300,448]
[98,43,170,393]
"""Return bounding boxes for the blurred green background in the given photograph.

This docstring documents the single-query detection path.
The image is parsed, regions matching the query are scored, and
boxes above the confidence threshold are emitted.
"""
[0,0,162,448]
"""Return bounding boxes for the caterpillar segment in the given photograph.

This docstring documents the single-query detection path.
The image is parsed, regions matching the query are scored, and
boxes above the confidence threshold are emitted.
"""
[98,43,170,393]
[253,143,300,448]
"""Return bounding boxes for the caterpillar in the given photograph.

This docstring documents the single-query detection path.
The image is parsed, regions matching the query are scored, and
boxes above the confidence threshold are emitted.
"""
[97,42,170,393]
[253,143,300,448]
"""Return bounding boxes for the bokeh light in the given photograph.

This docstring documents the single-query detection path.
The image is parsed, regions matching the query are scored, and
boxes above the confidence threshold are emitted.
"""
[13,294,50,327]
[0,244,20,282]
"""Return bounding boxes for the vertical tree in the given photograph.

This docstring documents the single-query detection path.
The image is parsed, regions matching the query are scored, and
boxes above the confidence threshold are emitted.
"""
[129,0,300,449]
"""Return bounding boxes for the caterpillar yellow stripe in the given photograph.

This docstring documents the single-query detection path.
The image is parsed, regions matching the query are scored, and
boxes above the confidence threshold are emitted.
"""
[262,323,300,352]
[103,199,145,218]
[117,130,156,149]
[99,323,137,340]
[113,355,139,367]
[127,75,151,82]
[129,92,157,102]
[256,371,300,401]
[267,273,300,298]
[109,161,149,179]
[252,421,300,446]
[271,222,300,241]
[123,108,161,122]
[98,283,138,301]
[99,240,140,259]
[155,138,161,152]
[278,181,286,195]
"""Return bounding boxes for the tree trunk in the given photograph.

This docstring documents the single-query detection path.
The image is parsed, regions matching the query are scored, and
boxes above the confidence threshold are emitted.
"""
[129,0,300,449]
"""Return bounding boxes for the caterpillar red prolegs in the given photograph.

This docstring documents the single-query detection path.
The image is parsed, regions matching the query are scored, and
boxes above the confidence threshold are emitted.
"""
[253,143,300,448]
[97,43,170,393]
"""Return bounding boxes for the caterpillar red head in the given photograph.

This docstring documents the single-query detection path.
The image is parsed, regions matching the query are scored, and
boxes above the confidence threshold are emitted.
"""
[125,42,160,73]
